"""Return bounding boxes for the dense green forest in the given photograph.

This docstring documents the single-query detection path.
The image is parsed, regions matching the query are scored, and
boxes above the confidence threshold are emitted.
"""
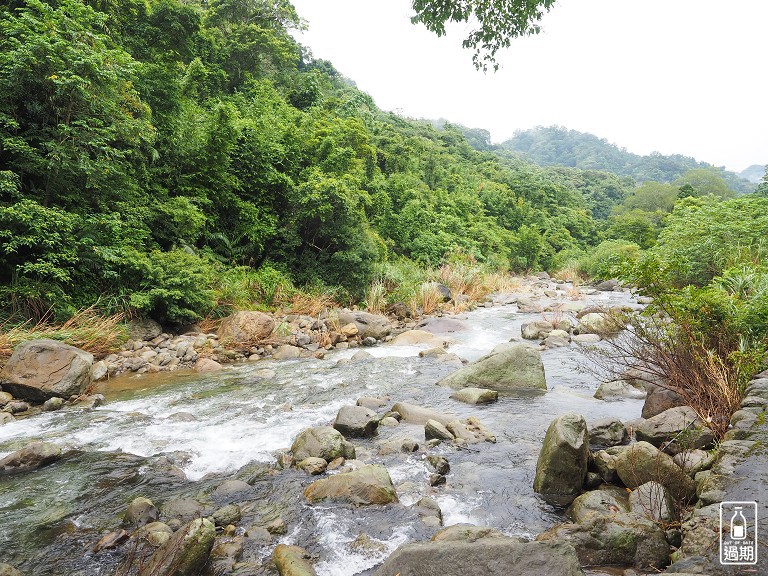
[0,0,764,335]
[500,126,756,194]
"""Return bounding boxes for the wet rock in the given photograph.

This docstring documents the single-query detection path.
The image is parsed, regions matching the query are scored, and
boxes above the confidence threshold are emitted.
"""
[447,418,496,444]
[521,320,553,340]
[449,387,498,405]
[567,485,629,523]
[0,339,93,402]
[391,402,451,425]
[419,347,446,358]
[140,522,173,547]
[417,317,468,334]
[93,529,130,553]
[0,441,62,474]
[516,297,542,313]
[437,343,547,392]
[583,472,602,489]
[0,565,22,576]
[273,544,317,576]
[82,393,105,408]
[594,380,646,400]
[244,526,272,543]
[432,525,505,542]
[3,400,29,414]
[297,457,327,475]
[614,441,696,502]
[333,405,379,438]
[533,413,589,506]
[211,504,241,527]
[429,473,446,486]
[348,533,387,556]
[211,536,244,565]
[290,426,356,462]
[194,358,222,372]
[577,312,623,336]
[124,497,159,528]
[161,498,212,524]
[138,517,216,576]
[218,311,275,347]
[0,412,13,425]
[426,455,450,475]
[425,419,454,441]
[373,539,583,576]
[635,406,713,452]
[304,464,398,506]
[357,396,388,410]
[588,417,628,448]
[385,302,412,319]
[336,311,392,340]
[272,345,302,360]
[390,330,448,346]
[0,391,13,406]
[42,396,65,412]
[265,517,287,535]
[628,481,673,523]
[414,497,443,526]
[537,515,669,570]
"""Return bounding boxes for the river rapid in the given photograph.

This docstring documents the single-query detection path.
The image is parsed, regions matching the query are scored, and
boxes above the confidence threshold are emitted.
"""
[0,288,644,575]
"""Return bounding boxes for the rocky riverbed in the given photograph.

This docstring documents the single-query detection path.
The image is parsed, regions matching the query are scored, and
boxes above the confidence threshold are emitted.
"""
[1,277,764,576]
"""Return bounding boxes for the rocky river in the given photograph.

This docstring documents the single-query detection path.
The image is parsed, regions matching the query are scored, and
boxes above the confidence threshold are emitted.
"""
[2,283,762,576]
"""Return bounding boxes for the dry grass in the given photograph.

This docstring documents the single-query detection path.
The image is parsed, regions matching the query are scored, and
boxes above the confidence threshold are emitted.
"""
[283,290,338,317]
[410,282,443,316]
[365,281,387,314]
[0,306,127,363]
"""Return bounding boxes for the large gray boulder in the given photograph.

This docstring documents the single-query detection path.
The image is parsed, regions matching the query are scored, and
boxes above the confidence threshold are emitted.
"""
[138,518,215,576]
[0,339,93,402]
[217,311,275,346]
[628,481,673,523]
[0,441,62,474]
[614,441,696,502]
[291,426,355,462]
[588,417,628,448]
[577,312,622,336]
[373,538,584,576]
[635,406,714,452]
[533,413,589,506]
[641,384,685,418]
[303,464,398,506]
[437,343,546,392]
[333,405,379,438]
[336,311,392,340]
[537,515,669,570]
[567,485,629,523]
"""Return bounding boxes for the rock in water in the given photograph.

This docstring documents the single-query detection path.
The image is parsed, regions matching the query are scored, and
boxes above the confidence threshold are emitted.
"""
[0,339,92,402]
[217,311,275,346]
[372,539,583,576]
[336,311,393,340]
[304,464,398,506]
[273,544,317,576]
[138,518,215,576]
[533,413,589,506]
[291,426,356,462]
[333,405,379,438]
[449,387,499,405]
[437,343,546,392]
[0,442,62,474]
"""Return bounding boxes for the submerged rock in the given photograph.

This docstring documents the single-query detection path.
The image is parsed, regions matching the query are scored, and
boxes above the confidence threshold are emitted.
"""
[0,339,93,402]
[437,343,546,392]
[0,441,62,474]
[533,413,589,506]
[304,464,398,506]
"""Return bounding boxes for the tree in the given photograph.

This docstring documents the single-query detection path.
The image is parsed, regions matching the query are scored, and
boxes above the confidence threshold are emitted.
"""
[754,166,768,197]
[411,0,557,70]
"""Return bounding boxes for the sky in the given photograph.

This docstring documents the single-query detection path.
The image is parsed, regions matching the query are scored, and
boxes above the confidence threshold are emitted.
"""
[289,0,767,173]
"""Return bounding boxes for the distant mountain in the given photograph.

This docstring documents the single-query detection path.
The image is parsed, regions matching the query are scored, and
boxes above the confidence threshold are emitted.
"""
[740,164,766,184]
[496,126,756,194]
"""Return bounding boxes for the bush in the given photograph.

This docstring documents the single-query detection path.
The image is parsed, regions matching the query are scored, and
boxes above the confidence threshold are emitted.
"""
[577,239,641,280]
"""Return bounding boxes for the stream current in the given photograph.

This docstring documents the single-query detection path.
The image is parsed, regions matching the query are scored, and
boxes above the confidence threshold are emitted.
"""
[0,289,643,575]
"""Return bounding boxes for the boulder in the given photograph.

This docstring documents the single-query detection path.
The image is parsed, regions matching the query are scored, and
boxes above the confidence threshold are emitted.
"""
[217,311,275,346]
[0,442,62,474]
[291,426,355,462]
[0,339,93,402]
[336,311,392,340]
[417,317,469,334]
[672,449,714,476]
[577,313,622,336]
[42,397,65,412]
[385,302,412,319]
[533,413,589,506]
[0,565,22,576]
[595,280,619,291]
[641,385,686,418]
[297,457,327,475]
[572,333,601,344]
[634,406,714,452]
[588,418,628,448]
[373,539,583,576]
[437,343,546,392]
[614,441,696,502]
[0,391,13,406]
[138,518,216,576]
[0,412,13,426]
[435,283,453,302]
[628,481,673,523]
[333,405,379,438]
[593,380,646,400]
[273,544,317,576]
[304,464,398,506]
[129,318,163,340]
[390,402,451,425]
[425,419,454,441]
[521,320,553,340]
[124,497,159,528]
[567,485,629,523]
[537,515,669,570]
[449,387,498,405]
[194,358,222,372]
[211,504,241,527]
[390,330,448,347]
[516,297,542,313]
[592,447,625,484]
[140,522,174,547]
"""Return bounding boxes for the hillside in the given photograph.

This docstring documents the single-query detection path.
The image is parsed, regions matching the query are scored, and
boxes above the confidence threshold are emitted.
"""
[499,126,756,194]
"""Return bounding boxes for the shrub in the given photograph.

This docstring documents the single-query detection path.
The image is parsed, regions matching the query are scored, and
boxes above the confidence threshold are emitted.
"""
[578,239,641,280]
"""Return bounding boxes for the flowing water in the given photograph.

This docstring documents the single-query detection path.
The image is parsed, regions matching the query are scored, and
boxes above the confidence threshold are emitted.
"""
[0,289,645,575]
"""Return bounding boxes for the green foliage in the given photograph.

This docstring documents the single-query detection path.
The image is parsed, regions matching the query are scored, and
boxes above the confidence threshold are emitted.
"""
[577,239,641,280]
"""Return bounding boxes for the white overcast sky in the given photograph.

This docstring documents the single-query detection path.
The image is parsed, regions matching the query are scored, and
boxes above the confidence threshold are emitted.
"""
[290,0,767,173]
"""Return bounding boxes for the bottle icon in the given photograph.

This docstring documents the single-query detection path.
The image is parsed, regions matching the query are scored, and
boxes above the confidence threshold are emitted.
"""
[731,507,747,540]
